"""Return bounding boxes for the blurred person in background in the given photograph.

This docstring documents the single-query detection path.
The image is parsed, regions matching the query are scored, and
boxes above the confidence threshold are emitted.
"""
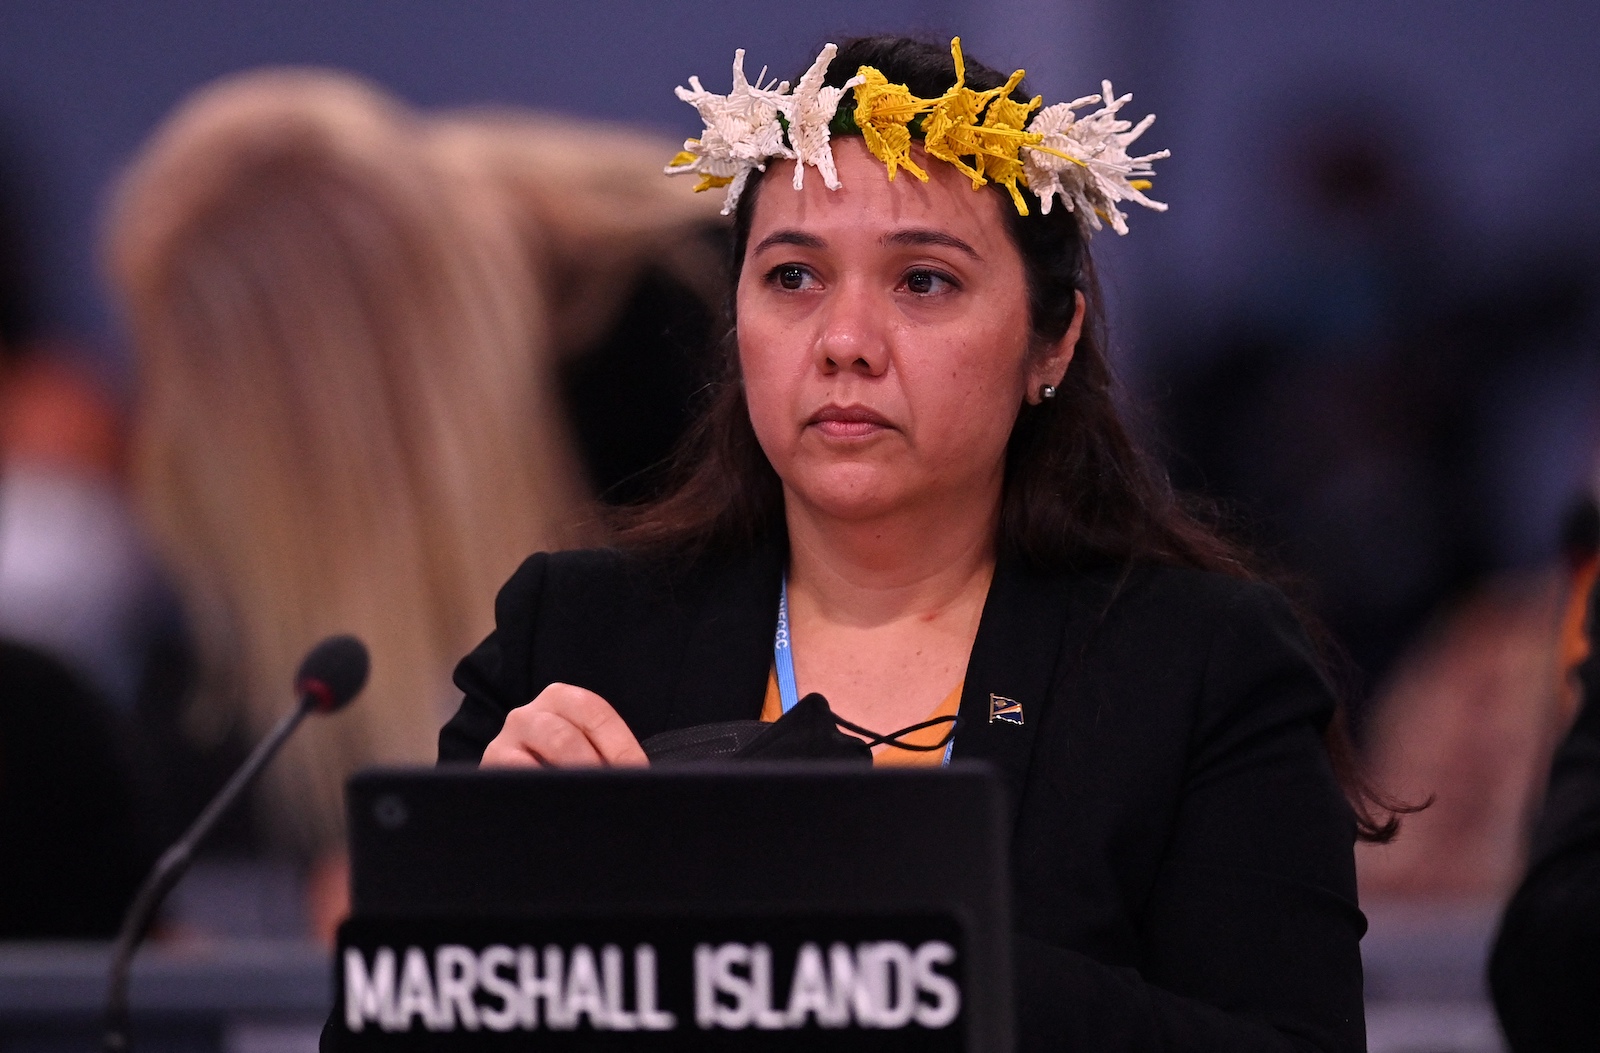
[105,69,721,939]
[0,122,162,714]
[427,110,726,506]
[1158,88,1600,914]
[0,127,161,937]
[1159,94,1476,699]
[1342,203,1599,907]
[1357,496,1599,904]
[1490,515,1600,1051]
[0,641,152,937]
[0,349,155,711]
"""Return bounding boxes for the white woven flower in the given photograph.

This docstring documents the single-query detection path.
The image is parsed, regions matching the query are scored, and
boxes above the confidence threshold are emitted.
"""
[774,43,863,191]
[1019,93,1101,214]
[1022,81,1169,235]
[666,50,791,213]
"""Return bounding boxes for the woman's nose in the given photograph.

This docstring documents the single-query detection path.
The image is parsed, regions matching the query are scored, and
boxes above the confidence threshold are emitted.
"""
[814,281,889,376]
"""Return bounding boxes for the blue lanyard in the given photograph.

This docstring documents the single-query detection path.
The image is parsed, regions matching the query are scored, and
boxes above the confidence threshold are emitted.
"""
[775,576,955,765]
[774,577,801,714]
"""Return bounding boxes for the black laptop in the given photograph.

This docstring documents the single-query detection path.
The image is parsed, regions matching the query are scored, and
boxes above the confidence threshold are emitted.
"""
[332,763,1012,1051]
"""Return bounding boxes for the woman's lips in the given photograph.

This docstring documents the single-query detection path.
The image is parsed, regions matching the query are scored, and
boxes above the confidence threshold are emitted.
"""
[807,404,894,440]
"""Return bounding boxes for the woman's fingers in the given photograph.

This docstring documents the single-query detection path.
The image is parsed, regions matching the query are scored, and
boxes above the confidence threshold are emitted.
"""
[480,682,648,768]
[480,732,543,767]
[525,709,608,766]
[542,687,650,767]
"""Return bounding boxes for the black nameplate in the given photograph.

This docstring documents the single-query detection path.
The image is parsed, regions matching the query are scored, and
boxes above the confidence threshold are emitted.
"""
[333,914,966,1050]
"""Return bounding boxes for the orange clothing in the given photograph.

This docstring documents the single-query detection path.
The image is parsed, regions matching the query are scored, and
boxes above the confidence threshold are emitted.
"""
[760,669,960,766]
[1559,553,1599,723]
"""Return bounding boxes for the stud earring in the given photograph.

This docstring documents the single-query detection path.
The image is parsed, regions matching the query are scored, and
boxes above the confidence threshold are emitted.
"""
[1039,383,1058,401]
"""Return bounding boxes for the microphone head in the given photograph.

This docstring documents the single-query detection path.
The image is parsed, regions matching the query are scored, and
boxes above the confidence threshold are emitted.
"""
[294,634,370,714]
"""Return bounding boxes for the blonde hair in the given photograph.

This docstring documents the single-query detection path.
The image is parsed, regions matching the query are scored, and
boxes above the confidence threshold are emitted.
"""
[108,69,720,851]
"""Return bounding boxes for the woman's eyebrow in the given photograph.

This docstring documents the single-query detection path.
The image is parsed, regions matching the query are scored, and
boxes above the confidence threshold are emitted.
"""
[751,230,827,254]
[881,228,983,261]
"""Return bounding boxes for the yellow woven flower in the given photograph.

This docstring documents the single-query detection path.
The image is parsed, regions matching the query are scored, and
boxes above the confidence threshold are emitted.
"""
[845,39,1082,214]
[976,92,1045,214]
[921,39,1020,189]
[850,66,934,181]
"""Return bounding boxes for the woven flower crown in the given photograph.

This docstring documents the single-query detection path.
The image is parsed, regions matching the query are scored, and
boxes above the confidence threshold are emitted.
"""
[666,38,1168,235]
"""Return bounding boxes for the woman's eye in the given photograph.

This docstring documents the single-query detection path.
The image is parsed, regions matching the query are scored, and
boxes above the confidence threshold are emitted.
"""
[772,264,813,291]
[903,269,955,296]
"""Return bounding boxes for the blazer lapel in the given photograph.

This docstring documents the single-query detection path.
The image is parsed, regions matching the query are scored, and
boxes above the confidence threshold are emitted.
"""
[663,537,786,729]
[656,539,1097,834]
[954,555,1075,826]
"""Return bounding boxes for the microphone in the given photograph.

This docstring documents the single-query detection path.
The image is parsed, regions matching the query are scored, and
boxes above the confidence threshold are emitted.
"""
[103,635,370,1052]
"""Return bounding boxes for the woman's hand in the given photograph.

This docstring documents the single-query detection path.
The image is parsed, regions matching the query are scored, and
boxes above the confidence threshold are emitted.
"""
[481,683,649,768]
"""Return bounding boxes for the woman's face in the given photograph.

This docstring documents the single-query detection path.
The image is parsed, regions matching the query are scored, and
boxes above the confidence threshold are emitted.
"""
[737,137,1078,527]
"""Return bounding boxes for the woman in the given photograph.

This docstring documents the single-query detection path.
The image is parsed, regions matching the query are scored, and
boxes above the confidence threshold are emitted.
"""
[108,69,719,860]
[442,37,1374,1050]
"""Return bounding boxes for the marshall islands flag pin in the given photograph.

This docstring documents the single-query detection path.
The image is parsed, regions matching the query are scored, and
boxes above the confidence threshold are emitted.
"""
[989,694,1024,725]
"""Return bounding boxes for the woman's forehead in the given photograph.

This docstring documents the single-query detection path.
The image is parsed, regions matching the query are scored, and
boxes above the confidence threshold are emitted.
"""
[749,138,1011,252]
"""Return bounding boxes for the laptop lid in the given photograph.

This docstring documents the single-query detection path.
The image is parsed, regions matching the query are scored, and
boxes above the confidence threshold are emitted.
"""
[336,763,1012,1051]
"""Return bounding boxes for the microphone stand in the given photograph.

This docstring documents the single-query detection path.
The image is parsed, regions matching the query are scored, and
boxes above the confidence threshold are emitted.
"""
[102,698,312,1053]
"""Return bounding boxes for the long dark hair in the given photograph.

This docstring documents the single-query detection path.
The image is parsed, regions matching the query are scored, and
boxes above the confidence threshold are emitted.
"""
[617,36,1407,840]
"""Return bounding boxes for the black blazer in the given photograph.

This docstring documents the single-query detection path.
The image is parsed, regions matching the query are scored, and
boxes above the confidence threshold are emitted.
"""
[1489,578,1600,1051]
[441,542,1366,1052]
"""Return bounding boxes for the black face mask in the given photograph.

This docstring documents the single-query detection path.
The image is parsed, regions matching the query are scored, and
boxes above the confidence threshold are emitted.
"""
[640,693,959,765]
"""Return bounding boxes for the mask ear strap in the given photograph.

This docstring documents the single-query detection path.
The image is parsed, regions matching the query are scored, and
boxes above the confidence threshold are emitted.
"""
[831,714,960,752]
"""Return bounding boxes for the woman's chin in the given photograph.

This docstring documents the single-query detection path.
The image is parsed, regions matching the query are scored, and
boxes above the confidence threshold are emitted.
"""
[783,468,914,523]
